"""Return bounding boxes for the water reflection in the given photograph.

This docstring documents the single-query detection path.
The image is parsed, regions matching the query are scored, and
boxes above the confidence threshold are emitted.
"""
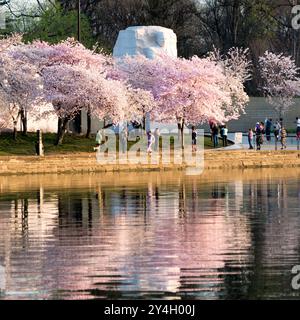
[0,169,300,300]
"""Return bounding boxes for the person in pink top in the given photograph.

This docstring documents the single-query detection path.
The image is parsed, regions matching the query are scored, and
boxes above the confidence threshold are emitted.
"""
[248,128,254,150]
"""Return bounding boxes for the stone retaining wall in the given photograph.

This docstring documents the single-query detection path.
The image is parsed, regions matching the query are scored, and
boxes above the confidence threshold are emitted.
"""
[0,151,299,175]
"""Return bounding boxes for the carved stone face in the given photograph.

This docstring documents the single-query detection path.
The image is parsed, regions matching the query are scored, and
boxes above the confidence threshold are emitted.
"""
[156,32,166,47]
[113,26,178,60]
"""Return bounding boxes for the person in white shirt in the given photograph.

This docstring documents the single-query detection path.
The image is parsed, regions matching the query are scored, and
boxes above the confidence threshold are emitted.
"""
[222,125,228,147]
[147,131,155,154]
[274,120,281,141]
[94,129,103,151]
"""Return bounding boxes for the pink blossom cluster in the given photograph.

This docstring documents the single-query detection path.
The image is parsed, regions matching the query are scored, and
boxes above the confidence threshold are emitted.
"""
[115,50,251,125]
[259,51,300,116]
[1,34,252,137]
[0,34,42,130]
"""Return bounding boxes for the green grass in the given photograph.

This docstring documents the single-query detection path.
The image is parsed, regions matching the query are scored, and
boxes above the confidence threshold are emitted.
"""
[0,132,226,156]
[204,136,229,149]
[0,132,96,156]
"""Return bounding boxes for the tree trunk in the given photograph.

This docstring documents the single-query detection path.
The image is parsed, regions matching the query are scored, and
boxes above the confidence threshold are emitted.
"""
[20,109,28,136]
[177,121,181,143]
[55,117,69,146]
[13,121,18,140]
[181,124,185,150]
[178,119,185,150]
[86,108,92,138]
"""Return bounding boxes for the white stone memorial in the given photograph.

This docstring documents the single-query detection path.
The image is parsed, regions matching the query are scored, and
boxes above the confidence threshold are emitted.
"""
[113,26,178,60]
[113,26,178,133]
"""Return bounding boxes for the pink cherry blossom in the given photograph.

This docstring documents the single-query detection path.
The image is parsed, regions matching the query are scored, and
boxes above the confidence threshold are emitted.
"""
[0,35,43,136]
[115,51,251,126]
[259,51,300,117]
[6,38,143,144]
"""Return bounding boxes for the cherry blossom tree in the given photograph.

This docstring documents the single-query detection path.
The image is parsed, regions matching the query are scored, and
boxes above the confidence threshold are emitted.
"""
[0,98,11,132]
[0,35,42,138]
[9,38,109,139]
[208,47,252,122]
[114,52,251,148]
[10,39,151,145]
[42,63,136,145]
[259,51,300,117]
[0,34,22,53]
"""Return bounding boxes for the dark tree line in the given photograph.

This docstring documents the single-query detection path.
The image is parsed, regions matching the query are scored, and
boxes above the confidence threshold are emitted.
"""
[57,1,297,54]
[58,0,202,58]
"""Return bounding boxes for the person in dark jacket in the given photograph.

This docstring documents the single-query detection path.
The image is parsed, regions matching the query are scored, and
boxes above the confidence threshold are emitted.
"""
[255,122,264,151]
[265,118,272,142]
[212,124,219,148]
[192,126,197,152]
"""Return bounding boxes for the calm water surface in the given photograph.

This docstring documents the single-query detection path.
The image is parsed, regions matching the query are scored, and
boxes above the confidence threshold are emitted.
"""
[0,169,300,300]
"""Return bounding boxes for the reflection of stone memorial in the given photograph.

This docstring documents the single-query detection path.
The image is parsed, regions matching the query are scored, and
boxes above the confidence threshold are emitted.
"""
[113,26,178,60]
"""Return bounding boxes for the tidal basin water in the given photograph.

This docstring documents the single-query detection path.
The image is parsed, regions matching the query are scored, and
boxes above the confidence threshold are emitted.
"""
[0,169,300,300]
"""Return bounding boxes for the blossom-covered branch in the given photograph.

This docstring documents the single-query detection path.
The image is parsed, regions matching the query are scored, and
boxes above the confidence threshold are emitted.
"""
[259,51,300,117]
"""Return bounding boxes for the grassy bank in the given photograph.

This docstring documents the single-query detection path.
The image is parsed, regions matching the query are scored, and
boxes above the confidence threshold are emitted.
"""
[0,132,223,156]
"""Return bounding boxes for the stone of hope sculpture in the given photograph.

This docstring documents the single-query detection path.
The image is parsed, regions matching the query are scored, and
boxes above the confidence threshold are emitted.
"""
[113,26,178,133]
[113,26,178,59]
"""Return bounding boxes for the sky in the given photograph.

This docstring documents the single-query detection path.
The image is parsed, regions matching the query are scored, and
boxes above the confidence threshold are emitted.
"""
[2,0,46,13]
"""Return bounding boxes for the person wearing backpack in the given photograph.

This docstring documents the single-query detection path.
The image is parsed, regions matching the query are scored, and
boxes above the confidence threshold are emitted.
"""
[255,122,264,151]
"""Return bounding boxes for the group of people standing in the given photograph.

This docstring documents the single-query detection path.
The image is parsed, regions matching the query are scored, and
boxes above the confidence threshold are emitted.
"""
[93,116,300,153]
[248,117,300,151]
[209,121,229,148]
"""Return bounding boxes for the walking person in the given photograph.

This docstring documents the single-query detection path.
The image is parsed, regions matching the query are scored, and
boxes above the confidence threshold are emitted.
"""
[222,125,228,147]
[265,118,272,142]
[280,126,287,150]
[147,131,155,154]
[192,126,197,152]
[280,118,284,128]
[260,122,265,144]
[274,120,281,142]
[248,128,254,150]
[209,120,215,142]
[220,125,224,140]
[212,123,219,148]
[255,122,264,151]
